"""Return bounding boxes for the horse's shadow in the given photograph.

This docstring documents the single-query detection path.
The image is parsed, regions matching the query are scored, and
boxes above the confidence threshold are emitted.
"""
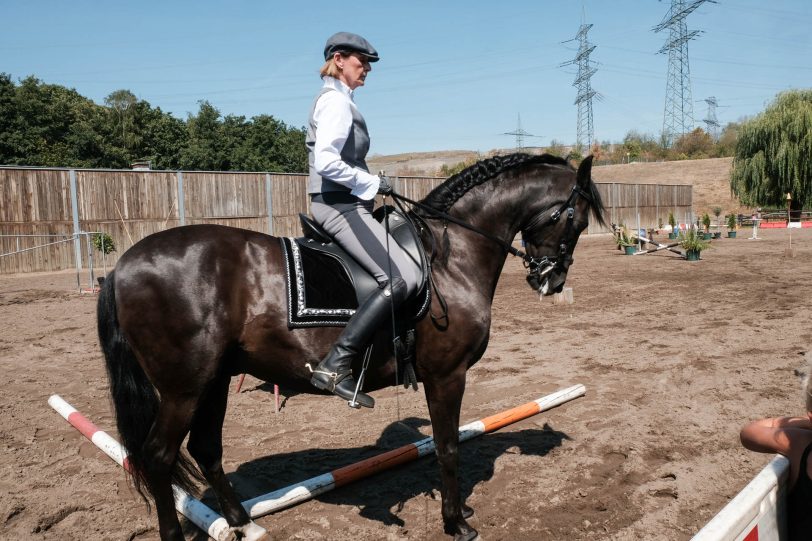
[187,417,570,538]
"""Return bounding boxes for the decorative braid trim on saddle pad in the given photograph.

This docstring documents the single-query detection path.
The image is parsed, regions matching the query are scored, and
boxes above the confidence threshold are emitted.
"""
[281,237,357,328]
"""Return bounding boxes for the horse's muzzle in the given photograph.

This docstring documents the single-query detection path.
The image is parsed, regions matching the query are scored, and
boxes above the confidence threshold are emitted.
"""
[527,270,567,297]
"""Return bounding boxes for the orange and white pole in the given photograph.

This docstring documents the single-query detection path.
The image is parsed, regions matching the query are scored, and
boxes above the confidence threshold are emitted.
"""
[242,384,586,518]
[49,385,584,537]
[48,395,267,541]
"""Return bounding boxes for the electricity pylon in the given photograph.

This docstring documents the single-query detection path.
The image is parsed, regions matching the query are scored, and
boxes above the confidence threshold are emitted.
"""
[503,114,542,150]
[701,96,721,140]
[653,0,716,146]
[561,22,599,153]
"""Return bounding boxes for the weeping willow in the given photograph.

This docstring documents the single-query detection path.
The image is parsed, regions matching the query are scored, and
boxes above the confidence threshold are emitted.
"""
[730,89,812,209]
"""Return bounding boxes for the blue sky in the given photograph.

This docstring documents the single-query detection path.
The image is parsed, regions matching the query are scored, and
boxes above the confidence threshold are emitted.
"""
[2,1,810,156]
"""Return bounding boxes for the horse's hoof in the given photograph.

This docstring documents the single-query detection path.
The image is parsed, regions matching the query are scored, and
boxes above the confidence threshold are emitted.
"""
[454,528,479,541]
[446,520,478,541]
[225,521,271,541]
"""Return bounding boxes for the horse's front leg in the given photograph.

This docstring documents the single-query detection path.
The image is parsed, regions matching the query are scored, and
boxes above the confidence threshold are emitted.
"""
[424,371,478,541]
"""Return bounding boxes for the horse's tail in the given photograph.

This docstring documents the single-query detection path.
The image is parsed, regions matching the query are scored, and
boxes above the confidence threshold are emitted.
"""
[97,271,200,504]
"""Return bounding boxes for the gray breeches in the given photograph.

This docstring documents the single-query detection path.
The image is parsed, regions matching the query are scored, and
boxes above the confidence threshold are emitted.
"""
[311,193,420,297]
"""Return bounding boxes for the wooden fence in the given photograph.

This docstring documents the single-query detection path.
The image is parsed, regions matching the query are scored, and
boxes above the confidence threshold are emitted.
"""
[597,182,694,233]
[0,166,690,274]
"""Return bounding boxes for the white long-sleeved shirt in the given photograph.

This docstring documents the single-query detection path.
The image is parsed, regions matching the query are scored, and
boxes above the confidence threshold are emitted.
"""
[312,76,380,200]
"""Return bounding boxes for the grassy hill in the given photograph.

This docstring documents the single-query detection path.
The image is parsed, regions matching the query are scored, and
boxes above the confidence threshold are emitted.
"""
[591,157,744,216]
[367,150,483,177]
[368,151,744,216]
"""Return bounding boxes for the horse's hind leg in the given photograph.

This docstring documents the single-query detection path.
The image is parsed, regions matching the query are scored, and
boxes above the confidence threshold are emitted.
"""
[187,375,253,530]
[141,396,199,541]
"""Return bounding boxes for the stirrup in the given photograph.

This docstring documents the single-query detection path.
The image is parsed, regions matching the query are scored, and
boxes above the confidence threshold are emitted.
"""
[348,345,374,409]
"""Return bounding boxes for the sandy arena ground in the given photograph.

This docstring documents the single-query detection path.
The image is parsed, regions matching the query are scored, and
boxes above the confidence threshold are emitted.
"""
[1,227,810,541]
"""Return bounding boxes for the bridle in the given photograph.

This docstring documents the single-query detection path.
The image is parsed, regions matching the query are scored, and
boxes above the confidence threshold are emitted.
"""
[390,184,593,286]
[520,185,593,288]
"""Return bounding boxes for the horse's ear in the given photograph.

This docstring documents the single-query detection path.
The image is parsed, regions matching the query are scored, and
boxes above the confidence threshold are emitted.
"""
[576,155,594,188]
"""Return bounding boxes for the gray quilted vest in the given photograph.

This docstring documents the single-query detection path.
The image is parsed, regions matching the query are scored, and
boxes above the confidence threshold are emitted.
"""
[306,86,371,194]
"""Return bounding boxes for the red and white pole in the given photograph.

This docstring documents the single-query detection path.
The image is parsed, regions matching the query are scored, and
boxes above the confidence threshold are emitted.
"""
[50,384,584,538]
[48,395,267,541]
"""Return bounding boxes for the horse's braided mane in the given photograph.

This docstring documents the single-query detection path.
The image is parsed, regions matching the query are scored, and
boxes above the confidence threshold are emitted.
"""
[421,153,571,213]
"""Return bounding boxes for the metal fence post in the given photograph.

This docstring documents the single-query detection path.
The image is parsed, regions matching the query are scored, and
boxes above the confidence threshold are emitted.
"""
[177,171,185,226]
[611,183,617,225]
[69,170,82,274]
[265,173,274,236]
[656,185,660,227]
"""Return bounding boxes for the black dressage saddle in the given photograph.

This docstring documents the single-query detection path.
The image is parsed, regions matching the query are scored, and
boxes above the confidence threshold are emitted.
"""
[280,207,430,328]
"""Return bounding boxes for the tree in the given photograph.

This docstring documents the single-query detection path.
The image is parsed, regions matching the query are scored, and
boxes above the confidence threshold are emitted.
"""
[730,90,812,209]
[0,77,306,171]
[623,130,668,162]
[671,128,715,160]
[105,89,139,156]
[179,101,224,170]
[0,73,18,162]
[567,148,583,162]
[545,139,565,157]
[64,99,111,168]
[622,135,642,162]
[10,76,101,167]
[243,115,307,173]
[715,121,742,157]
[440,157,479,177]
[137,104,187,170]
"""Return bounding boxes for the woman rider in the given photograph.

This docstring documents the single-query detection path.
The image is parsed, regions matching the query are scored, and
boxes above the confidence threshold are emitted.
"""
[306,32,420,408]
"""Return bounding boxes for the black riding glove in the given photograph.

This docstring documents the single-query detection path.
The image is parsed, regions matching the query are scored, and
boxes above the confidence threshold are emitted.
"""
[377,174,393,195]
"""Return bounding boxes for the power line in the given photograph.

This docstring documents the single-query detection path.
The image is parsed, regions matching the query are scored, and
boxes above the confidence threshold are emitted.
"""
[653,0,717,146]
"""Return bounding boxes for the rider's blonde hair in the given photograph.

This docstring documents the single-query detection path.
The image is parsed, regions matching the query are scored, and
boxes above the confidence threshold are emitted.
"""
[320,56,343,79]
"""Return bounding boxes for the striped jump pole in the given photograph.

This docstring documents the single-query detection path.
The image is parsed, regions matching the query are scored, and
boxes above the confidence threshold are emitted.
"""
[241,383,586,519]
[47,395,268,541]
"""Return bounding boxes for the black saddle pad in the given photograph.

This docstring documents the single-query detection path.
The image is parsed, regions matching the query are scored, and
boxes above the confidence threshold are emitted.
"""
[281,208,432,329]
[281,237,359,328]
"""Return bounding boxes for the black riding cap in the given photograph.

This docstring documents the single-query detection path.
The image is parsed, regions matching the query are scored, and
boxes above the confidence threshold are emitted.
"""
[323,32,379,62]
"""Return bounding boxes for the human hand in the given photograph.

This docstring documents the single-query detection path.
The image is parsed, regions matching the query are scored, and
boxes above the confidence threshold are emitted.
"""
[377,173,393,195]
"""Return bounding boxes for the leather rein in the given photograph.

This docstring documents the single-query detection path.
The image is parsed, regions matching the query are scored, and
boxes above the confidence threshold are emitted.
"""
[389,184,593,286]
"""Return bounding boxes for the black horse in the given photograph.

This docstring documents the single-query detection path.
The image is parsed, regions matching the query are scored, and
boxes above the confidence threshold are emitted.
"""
[97,153,605,541]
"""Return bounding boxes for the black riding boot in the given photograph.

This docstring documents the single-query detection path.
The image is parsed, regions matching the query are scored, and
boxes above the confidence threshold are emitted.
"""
[310,277,408,408]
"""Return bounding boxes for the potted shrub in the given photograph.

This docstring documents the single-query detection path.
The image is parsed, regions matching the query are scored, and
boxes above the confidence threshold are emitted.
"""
[614,225,637,255]
[701,213,712,240]
[668,211,677,239]
[92,232,116,255]
[712,208,723,238]
[679,228,711,261]
[726,213,737,238]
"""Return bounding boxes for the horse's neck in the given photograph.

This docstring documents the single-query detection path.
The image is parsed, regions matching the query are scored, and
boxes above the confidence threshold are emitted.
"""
[431,181,528,297]
[455,181,527,245]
